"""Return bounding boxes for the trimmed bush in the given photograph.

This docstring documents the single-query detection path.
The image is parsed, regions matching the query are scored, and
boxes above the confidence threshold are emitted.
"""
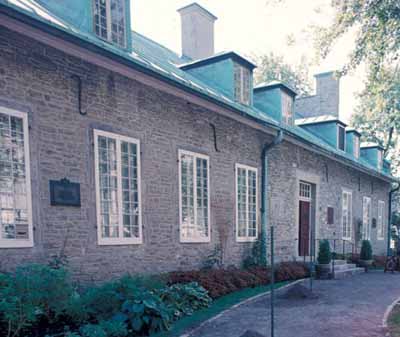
[360,240,373,260]
[317,240,332,264]
[167,262,309,299]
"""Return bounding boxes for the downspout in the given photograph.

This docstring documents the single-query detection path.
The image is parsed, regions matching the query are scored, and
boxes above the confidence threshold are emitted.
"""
[387,182,400,256]
[261,130,284,265]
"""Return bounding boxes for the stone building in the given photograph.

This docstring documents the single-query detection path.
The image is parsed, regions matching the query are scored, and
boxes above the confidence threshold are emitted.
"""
[0,0,397,281]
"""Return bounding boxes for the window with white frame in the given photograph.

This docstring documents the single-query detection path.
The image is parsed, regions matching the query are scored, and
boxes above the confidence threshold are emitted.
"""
[377,150,383,170]
[342,190,352,240]
[93,0,126,48]
[179,150,210,242]
[337,125,346,151]
[236,164,258,241]
[353,135,360,159]
[234,63,251,105]
[281,92,294,125]
[362,196,371,240]
[94,130,142,245]
[377,200,385,240]
[299,181,311,200]
[0,108,33,248]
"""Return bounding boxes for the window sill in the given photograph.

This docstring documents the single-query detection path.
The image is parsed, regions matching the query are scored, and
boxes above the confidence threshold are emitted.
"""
[236,236,258,243]
[180,237,211,244]
[0,240,34,248]
[98,238,143,246]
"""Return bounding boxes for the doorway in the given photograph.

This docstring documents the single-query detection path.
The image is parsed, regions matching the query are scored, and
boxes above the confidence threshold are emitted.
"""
[298,181,315,256]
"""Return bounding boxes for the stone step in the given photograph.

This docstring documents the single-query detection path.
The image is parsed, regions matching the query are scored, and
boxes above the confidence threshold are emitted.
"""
[332,267,365,279]
[333,263,357,271]
[332,259,347,265]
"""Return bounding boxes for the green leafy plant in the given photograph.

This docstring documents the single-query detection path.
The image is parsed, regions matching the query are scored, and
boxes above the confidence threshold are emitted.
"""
[0,264,75,337]
[317,240,332,265]
[158,282,211,318]
[242,239,265,269]
[360,240,373,261]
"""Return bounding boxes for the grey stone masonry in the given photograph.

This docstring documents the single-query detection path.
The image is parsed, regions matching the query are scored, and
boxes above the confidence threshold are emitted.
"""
[0,27,391,282]
[295,71,340,118]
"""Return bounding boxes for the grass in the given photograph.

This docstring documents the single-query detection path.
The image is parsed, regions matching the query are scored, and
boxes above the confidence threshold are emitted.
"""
[388,303,400,337]
[152,280,292,337]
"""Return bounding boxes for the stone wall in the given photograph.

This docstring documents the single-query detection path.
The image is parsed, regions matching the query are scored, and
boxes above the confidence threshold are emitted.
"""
[0,27,391,281]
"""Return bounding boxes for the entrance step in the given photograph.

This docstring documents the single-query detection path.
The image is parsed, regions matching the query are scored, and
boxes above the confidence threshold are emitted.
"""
[332,259,347,265]
[332,267,365,279]
[333,263,357,271]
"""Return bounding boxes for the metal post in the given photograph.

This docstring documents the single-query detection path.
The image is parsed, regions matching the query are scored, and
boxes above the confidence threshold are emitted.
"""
[332,239,336,279]
[310,233,314,291]
[270,226,275,337]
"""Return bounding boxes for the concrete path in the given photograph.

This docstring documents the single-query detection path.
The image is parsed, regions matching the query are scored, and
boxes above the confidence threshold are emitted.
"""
[187,271,400,337]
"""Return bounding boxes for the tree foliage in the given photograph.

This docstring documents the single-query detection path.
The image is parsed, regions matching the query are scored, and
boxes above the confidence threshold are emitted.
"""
[253,53,312,96]
[315,0,400,76]
[351,65,400,175]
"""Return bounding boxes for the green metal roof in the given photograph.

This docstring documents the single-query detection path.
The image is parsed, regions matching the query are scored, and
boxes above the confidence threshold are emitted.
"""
[0,0,396,182]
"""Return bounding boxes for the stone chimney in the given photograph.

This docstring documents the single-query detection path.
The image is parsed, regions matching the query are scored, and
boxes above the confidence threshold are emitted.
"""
[178,3,217,60]
[295,71,340,118]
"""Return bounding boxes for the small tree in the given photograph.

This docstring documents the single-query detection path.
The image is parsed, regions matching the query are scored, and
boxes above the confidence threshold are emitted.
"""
[360,240,373,261]
[317,240,332,265]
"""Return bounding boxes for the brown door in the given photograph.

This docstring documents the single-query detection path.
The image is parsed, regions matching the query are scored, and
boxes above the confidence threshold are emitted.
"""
[299,200,310,256]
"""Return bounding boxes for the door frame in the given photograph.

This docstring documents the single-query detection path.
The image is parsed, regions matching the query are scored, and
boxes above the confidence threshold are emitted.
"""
[295,170,320,258]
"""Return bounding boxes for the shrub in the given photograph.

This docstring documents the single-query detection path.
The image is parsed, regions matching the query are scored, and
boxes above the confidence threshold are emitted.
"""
[167,262,308,299]
[158,282,211,318]
[317,240,332,264]
[0,264,75,337]
[360,240,373,260]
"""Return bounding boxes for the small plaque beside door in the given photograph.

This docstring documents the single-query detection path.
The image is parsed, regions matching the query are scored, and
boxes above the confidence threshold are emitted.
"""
[50,178,81,207]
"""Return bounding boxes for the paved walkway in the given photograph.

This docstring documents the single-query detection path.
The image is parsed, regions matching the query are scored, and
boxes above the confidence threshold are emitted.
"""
[187,271,400,337]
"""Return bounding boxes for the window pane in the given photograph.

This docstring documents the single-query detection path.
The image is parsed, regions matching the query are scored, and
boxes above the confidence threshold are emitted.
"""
[120,141,139,238]
[338,126,345,151]
[237,166,257,239]
[180,152,209,241]
[98,136,119,238]
[0,112,29,241]
[180,153,195,239]
[110,0,126,47]
[94,0,108,40]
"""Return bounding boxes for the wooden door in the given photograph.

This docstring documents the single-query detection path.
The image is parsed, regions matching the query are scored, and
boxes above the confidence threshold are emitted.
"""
[299,200,311,256]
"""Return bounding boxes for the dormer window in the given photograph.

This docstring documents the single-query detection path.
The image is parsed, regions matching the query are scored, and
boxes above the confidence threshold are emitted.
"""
[353,135,360,158]
[281,92,294,125]
[377,150,383,170]
[338,125,345,151]
[234,63,251,105]
[93,0,126,48]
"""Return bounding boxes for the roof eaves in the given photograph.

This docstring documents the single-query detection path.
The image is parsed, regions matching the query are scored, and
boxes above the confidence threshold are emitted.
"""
[180,51,257,71]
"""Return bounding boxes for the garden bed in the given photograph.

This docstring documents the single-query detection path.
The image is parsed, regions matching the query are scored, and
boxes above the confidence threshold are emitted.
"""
[0,262,308,337]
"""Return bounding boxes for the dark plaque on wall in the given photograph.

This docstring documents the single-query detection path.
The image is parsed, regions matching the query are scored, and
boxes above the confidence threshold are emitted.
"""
[50,178,81,207]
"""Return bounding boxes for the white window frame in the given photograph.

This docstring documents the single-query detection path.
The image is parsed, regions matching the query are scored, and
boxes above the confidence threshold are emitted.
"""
[94,129,142,245]
[362,196,372,241]
[178,149,210,243]
[0,107,33,248]
[235,164,258,242]
[234,63,251,105]
[281,92,294,126]
[337,124,346,151]
[377,200,385,240]
[341,189,352,240]
[93,0,127,47]
[353,135,360,159]
[377,150,383,170]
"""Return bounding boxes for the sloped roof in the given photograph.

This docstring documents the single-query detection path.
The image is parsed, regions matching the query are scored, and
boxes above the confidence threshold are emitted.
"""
[295,114,347,126]
[0,0,396,182]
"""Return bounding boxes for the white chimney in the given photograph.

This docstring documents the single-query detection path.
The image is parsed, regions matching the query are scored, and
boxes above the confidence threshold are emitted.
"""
[178,3,217,60]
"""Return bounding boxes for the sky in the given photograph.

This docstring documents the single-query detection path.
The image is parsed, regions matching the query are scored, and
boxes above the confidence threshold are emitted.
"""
[132,0,365,124]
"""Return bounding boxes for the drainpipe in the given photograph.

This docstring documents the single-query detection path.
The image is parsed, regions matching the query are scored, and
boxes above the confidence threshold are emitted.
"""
[387,182,400,256]
[261,130,284,265]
